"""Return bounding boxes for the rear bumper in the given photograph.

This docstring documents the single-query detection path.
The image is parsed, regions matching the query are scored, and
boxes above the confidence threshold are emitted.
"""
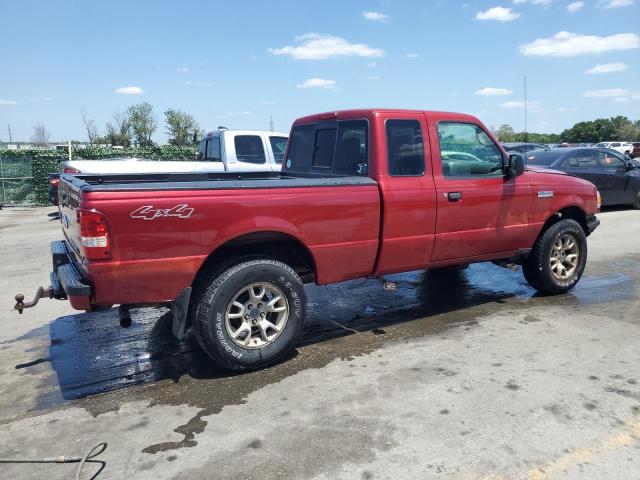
[586,215,600,236]
[51,240,92,309]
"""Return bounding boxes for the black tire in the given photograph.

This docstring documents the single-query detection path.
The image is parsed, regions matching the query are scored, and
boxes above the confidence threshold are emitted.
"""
[193,259,306,370]
[523,219,587,294]
[633,191,640,209]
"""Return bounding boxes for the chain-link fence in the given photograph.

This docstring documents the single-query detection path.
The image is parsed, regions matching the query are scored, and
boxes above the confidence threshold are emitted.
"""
[0,146,198,207]
[0,153,62,207]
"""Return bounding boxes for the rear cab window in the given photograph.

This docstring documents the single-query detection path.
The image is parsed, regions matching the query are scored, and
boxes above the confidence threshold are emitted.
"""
[283,120,368,176]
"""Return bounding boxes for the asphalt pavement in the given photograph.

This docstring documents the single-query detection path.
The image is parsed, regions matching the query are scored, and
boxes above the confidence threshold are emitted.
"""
[1,206,639,480]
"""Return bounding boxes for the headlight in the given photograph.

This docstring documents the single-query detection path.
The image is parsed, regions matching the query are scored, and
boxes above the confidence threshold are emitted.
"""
[596,190,602,210]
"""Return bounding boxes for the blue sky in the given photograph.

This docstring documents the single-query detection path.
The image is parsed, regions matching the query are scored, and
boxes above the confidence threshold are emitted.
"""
[1,0,638,143]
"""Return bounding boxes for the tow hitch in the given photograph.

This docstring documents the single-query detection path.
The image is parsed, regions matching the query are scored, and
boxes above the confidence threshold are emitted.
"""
[14,287,55,314]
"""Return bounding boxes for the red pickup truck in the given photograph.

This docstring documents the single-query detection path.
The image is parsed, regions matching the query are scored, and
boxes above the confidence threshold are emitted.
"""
[16,109,600,370]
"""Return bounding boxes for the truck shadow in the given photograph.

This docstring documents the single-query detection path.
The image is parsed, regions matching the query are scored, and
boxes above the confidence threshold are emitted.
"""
[45,264,537,401]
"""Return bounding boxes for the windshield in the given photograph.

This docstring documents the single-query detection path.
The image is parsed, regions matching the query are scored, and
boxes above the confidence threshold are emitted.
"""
[594,143,607,148]
[525,150,561,166]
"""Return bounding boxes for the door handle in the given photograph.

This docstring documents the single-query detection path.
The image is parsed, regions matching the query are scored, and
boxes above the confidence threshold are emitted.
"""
[447,192,462,202]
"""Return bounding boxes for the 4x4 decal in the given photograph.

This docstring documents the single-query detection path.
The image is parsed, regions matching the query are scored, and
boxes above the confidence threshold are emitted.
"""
[130,204,195,220]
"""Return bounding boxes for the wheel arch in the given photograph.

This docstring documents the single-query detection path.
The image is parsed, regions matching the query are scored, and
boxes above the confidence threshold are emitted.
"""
[191,231,317,295]
[538,205,588,240]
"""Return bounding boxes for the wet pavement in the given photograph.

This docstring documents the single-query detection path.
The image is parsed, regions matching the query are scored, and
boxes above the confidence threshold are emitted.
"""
[1,206,639,479]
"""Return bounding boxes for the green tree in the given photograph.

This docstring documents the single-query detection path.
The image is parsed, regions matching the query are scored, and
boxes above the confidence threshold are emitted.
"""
[495,124,515,141]
[164,109,200,146]
[105,111,131,147]
[128,102,157,146]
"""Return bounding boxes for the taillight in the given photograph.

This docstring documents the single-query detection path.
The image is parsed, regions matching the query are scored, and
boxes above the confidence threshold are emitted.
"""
[79,209,112,260]
[50,178,60,186]
[63,167,81,174]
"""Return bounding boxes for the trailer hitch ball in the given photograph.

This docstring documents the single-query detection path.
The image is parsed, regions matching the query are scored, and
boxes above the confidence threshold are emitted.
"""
[15,294,25,314]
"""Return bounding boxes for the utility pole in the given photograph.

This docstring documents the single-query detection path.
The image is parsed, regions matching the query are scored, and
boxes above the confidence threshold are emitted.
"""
[7,124,12,143]
[269,115,274,132]
[524,75,528,146]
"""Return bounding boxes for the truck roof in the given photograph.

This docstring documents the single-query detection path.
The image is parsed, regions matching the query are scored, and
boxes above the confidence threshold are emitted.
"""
[204,129,288,138]
[293,109,480,126]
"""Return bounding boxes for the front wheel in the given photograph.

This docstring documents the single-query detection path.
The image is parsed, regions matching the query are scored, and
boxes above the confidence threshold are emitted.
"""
[523,219,587,294]
[632,191,640,210]
[193,259,307,370]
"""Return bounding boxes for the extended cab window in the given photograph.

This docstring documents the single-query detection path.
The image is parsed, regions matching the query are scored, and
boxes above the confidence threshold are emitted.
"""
[386,120,425,176]
[284,120,368,176]
[235,135,266,164]
[269,136,288,164]
[437,122,502,178]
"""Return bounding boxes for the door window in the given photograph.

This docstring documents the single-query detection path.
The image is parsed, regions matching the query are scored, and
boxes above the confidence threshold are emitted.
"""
[564,154,598,168]
[269,136,288,164]
[599,150,625,170]
[386,119,425,176]
[235,135,266,164]
[437,122,503,178]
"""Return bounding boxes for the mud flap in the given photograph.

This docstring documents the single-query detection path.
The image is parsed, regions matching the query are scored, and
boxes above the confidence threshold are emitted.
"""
[170,287,192,341]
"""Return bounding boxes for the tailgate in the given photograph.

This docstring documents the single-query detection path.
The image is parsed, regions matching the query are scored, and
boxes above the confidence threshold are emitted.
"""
[58,176,84,261]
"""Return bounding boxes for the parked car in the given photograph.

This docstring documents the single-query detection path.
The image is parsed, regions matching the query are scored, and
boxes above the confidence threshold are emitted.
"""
[17,109,600,370]
[594,141,633,155]
[631,142,640,159]
[48,129,289,204]
[525,147,640,208]
[502,142,547,154]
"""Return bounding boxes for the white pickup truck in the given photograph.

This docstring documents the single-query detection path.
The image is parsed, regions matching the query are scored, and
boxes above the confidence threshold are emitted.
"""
[594,141,633,156]
[61,129,289,174]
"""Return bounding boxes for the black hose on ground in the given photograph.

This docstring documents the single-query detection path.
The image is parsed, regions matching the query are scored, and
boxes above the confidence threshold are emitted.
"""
[0,442,107,480]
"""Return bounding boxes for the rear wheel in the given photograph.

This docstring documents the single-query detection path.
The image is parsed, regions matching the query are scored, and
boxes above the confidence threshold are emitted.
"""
[633,191,640,209]
[523,219,587,294]
[193,259,307,370]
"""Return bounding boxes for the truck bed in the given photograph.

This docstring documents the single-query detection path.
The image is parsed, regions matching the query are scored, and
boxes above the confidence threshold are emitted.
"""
[61,171,377,192]
[58,171,381,305]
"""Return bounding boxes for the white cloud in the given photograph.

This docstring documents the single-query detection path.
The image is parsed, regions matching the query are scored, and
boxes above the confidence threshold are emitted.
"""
[584,88,640,103]
[532,0,552,5]
[0,99,19,105]
[512,0,527,4]
[475,87,514,96]
[362,11,388,21]
[500,100,542,110]
[566,1,584,12]
[177,66,189,73]
[583,88,631,97]
[598,0,635,8]
[475,7,521,21]
[297,78,338,89]
[366,62,377,68]
[585,62,628,74]
[114,86,144,95]
[405,53,420,58]
[557,107,577,112]
[519,32,640,57]
[268,33,385,60]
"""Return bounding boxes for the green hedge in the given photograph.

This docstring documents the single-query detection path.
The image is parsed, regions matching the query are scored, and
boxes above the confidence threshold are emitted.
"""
[0,145,197,206]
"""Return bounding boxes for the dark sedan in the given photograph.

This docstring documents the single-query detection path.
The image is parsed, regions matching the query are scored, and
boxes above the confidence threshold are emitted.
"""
[525,147,640,209]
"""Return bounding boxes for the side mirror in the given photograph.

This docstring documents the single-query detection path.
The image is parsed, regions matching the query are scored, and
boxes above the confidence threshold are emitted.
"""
[506,154,525,177]
[625,162,636,171]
